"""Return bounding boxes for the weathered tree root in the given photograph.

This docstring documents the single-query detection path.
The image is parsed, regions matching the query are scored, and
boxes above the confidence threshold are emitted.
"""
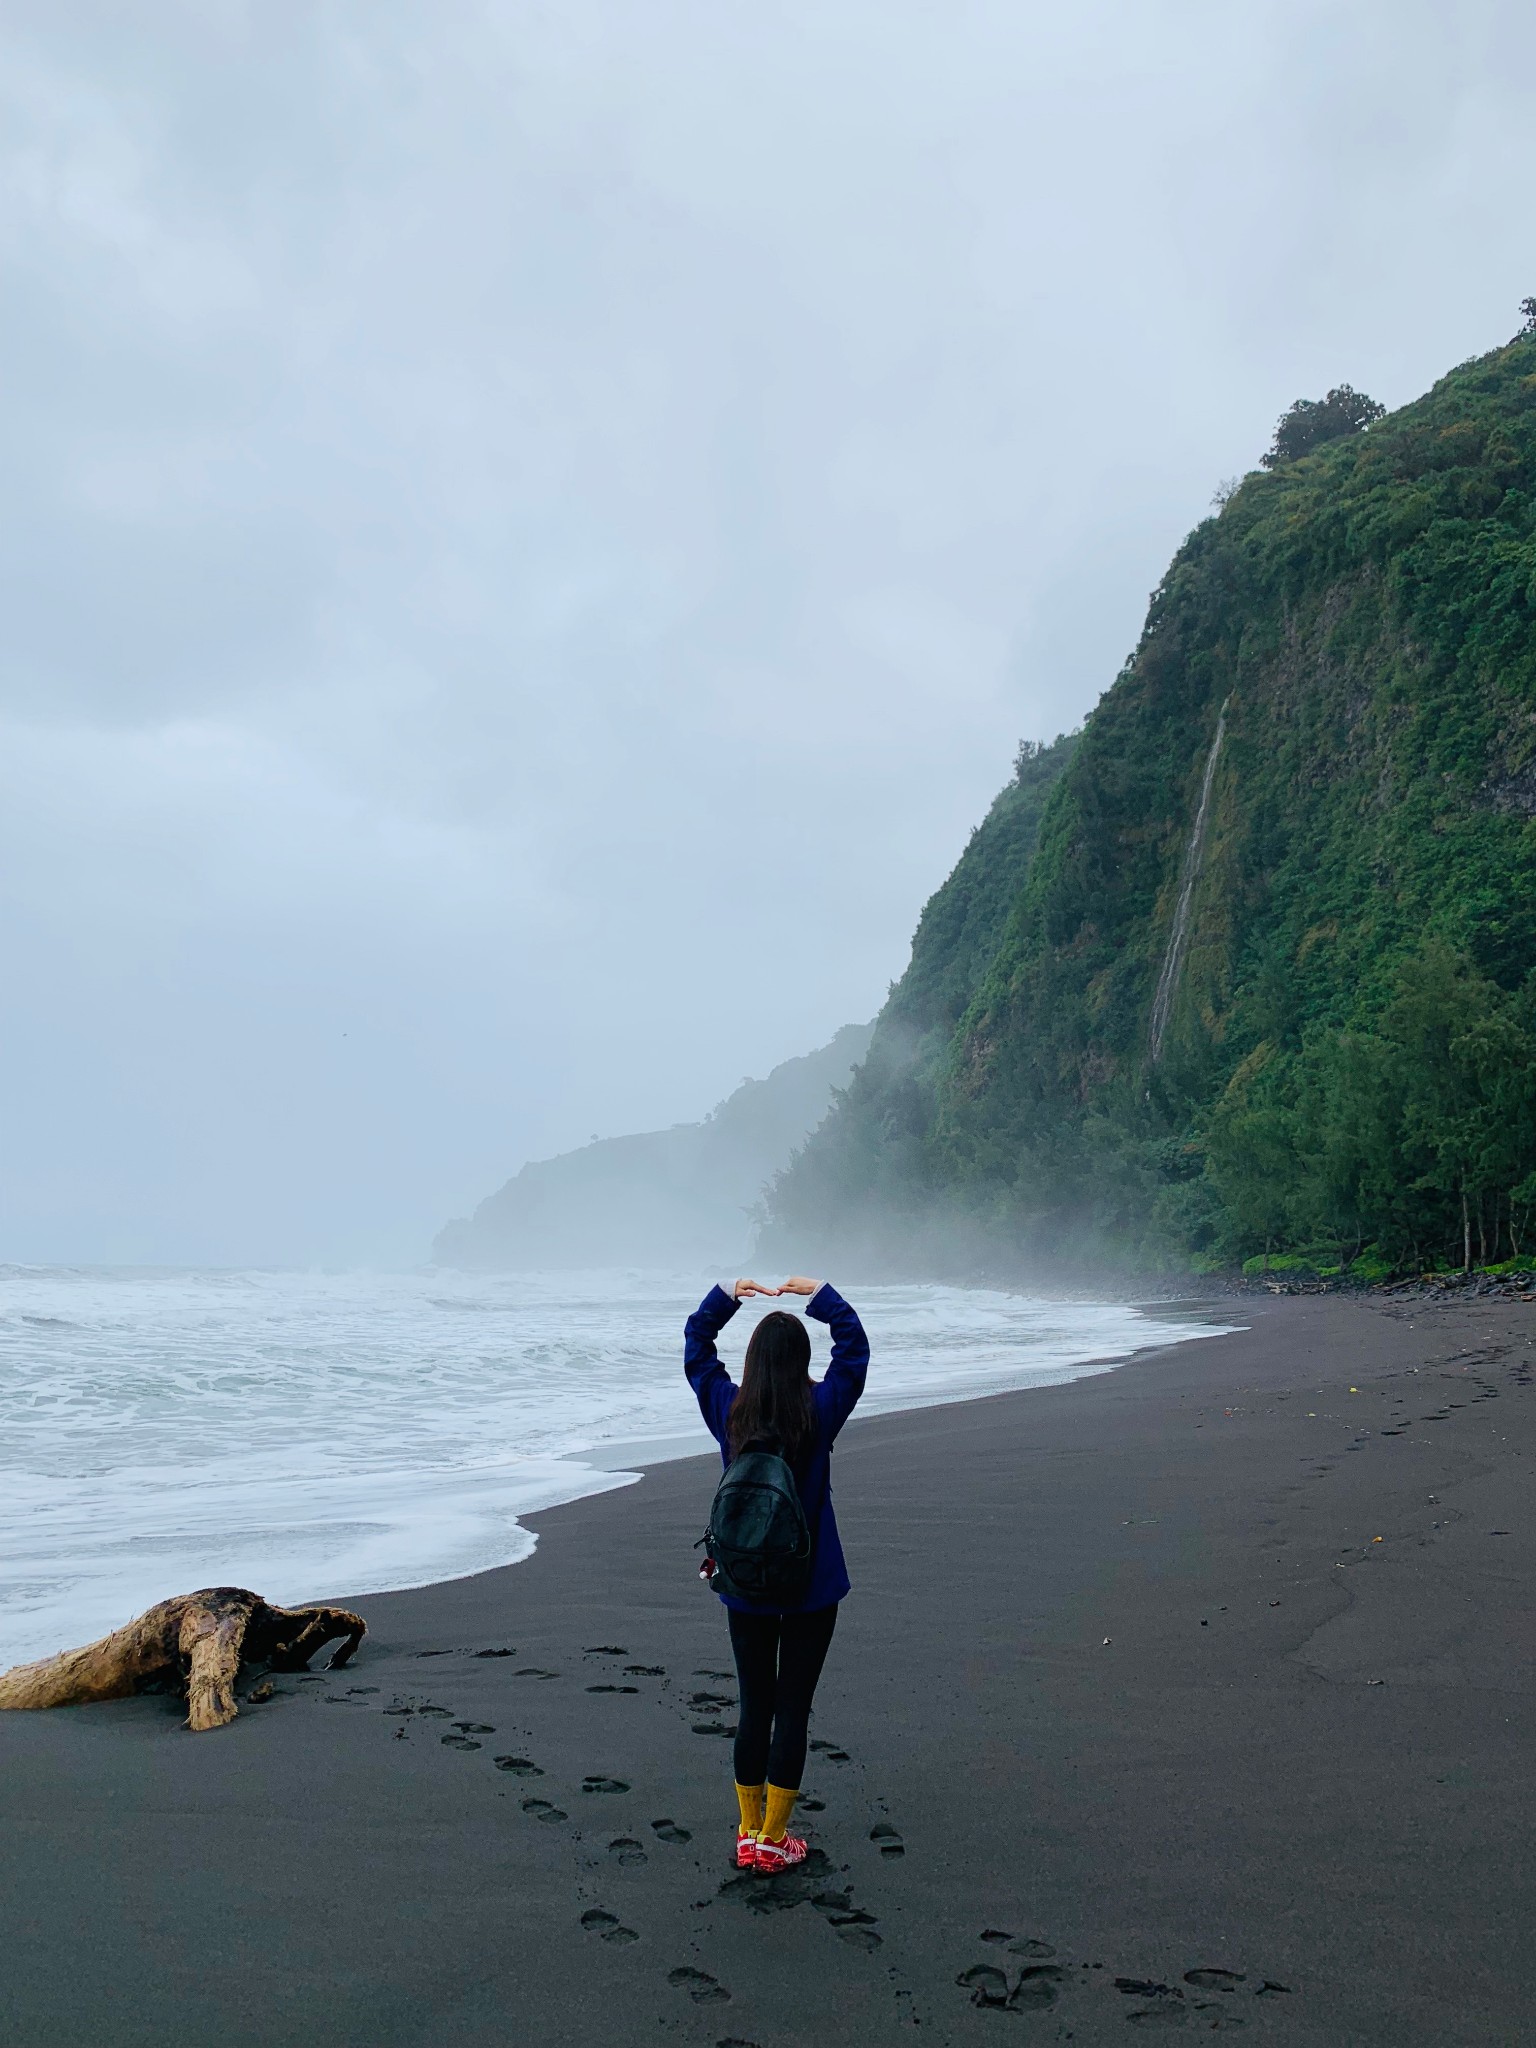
[0,1588,366,1732]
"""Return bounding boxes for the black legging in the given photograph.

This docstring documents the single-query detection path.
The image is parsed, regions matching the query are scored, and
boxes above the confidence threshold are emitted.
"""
[728,1603,839,1790]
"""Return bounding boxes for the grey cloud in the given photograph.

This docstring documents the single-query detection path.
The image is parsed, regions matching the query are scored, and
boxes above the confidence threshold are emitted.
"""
[1,0,1533,1261]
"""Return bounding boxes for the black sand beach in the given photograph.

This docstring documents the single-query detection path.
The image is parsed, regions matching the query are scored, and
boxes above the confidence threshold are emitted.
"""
[3,1294,1535,2046]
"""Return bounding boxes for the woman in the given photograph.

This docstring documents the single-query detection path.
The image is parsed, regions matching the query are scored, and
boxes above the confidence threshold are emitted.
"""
[684,1273,869,1872]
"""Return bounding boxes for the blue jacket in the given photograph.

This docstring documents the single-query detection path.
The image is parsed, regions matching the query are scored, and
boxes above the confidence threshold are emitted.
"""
[684,1282,869,1615]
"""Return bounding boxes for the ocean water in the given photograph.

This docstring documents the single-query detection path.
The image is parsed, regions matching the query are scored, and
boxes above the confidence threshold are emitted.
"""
[0,1266,1235,1667]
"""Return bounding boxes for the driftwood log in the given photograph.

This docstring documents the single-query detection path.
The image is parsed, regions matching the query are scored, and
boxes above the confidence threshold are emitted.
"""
[0,1587,366,1731]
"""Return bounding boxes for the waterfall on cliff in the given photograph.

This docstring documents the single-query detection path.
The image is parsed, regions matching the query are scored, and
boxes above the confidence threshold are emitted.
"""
[1148,698,1229,1062]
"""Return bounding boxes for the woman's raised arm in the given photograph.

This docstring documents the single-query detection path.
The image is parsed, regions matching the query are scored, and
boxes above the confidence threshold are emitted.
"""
[799,1281,869,1438]
[684,1283,743,1442]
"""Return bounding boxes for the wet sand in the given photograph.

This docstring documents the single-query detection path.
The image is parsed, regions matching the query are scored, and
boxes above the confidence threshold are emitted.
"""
[2,1292,1534,2045]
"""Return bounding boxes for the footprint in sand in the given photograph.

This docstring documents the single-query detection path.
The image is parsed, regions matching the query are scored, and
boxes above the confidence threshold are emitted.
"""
[585,1645,629,1655]
[418,1706,453,1718]
[981,1930,1056,1958]
[1128,2005,1246,2030]
[475,1648,515,1658]
[441,1734,482,1750]
[719,1858,882,1950]
[582,1776,631,1794]
[1185,1969,1244,1990]
[808,1739,850,1763]
[1009,1966,1065,2010]
[957,1963,1063,2012]
[608,1838,647,1865]
[1116,1979,1213,2029]
[720,1852,833,1914]
[625,1665,665,1677]
[693,1668,734,1680]
[868,1823,904,1859]
[580,1909,639,1945]
[692,1723,737,1738]
[522,1798,568,1824]
[813,1899,882,1952]
[957,1964,1010,2009]
[798,1796,825,1812]
[834,1925,882,1952]
[651,1819,691,1844]
[515,1668,559,1680]
[493,1755,543,1776]
[668,1966,730,2004]
[454,1720,495,1734]
[688,1692,735,1711]
[587,1684,640,1695]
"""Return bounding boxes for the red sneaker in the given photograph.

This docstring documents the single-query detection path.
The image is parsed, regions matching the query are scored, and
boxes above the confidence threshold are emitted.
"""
[735,1829,759,1870]
[754,1832,808,1873]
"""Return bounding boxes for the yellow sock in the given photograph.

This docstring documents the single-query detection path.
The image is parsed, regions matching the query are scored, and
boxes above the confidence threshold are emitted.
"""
[761,1782,797,1844]
[735,1782,766,1835]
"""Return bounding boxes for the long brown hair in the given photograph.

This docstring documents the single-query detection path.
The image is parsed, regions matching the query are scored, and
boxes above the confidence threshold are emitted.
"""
[727,1310,817,1465]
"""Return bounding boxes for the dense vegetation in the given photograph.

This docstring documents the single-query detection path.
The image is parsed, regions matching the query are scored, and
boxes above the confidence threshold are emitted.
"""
[762,322,1536,1279]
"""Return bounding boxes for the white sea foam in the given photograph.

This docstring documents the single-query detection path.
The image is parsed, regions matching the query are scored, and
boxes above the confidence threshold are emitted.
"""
[0,1266,1236,1665]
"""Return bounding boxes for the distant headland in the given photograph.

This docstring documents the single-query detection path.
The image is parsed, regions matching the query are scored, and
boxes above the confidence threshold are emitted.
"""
[433,1022,873,1271]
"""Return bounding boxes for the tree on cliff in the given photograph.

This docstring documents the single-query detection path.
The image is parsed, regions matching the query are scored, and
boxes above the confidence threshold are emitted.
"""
[1260,384,1385,468]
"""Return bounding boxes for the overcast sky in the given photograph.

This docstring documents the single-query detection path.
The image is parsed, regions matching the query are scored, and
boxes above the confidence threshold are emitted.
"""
[2,1,1533,1265]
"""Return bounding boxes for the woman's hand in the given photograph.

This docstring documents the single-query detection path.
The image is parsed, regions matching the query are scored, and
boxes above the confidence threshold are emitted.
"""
[732,1278,783,1300]
[777,1275,822,1297]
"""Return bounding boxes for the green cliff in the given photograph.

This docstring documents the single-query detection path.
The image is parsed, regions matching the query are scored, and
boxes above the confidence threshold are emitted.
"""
[764,321,1536,1277]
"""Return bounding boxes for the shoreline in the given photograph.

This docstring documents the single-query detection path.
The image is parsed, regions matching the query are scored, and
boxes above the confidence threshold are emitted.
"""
[276,1299,1243,1637]
[291,1292,1242,1616]
[4,1291,1534,2044]
[0,1281,1236,1669]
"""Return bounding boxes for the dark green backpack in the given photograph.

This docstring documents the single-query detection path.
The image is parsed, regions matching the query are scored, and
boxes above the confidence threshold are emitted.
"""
[699,1444,813,1605]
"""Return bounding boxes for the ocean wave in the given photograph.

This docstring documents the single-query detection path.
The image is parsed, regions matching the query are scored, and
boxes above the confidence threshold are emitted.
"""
[0,1266,1236,1666]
